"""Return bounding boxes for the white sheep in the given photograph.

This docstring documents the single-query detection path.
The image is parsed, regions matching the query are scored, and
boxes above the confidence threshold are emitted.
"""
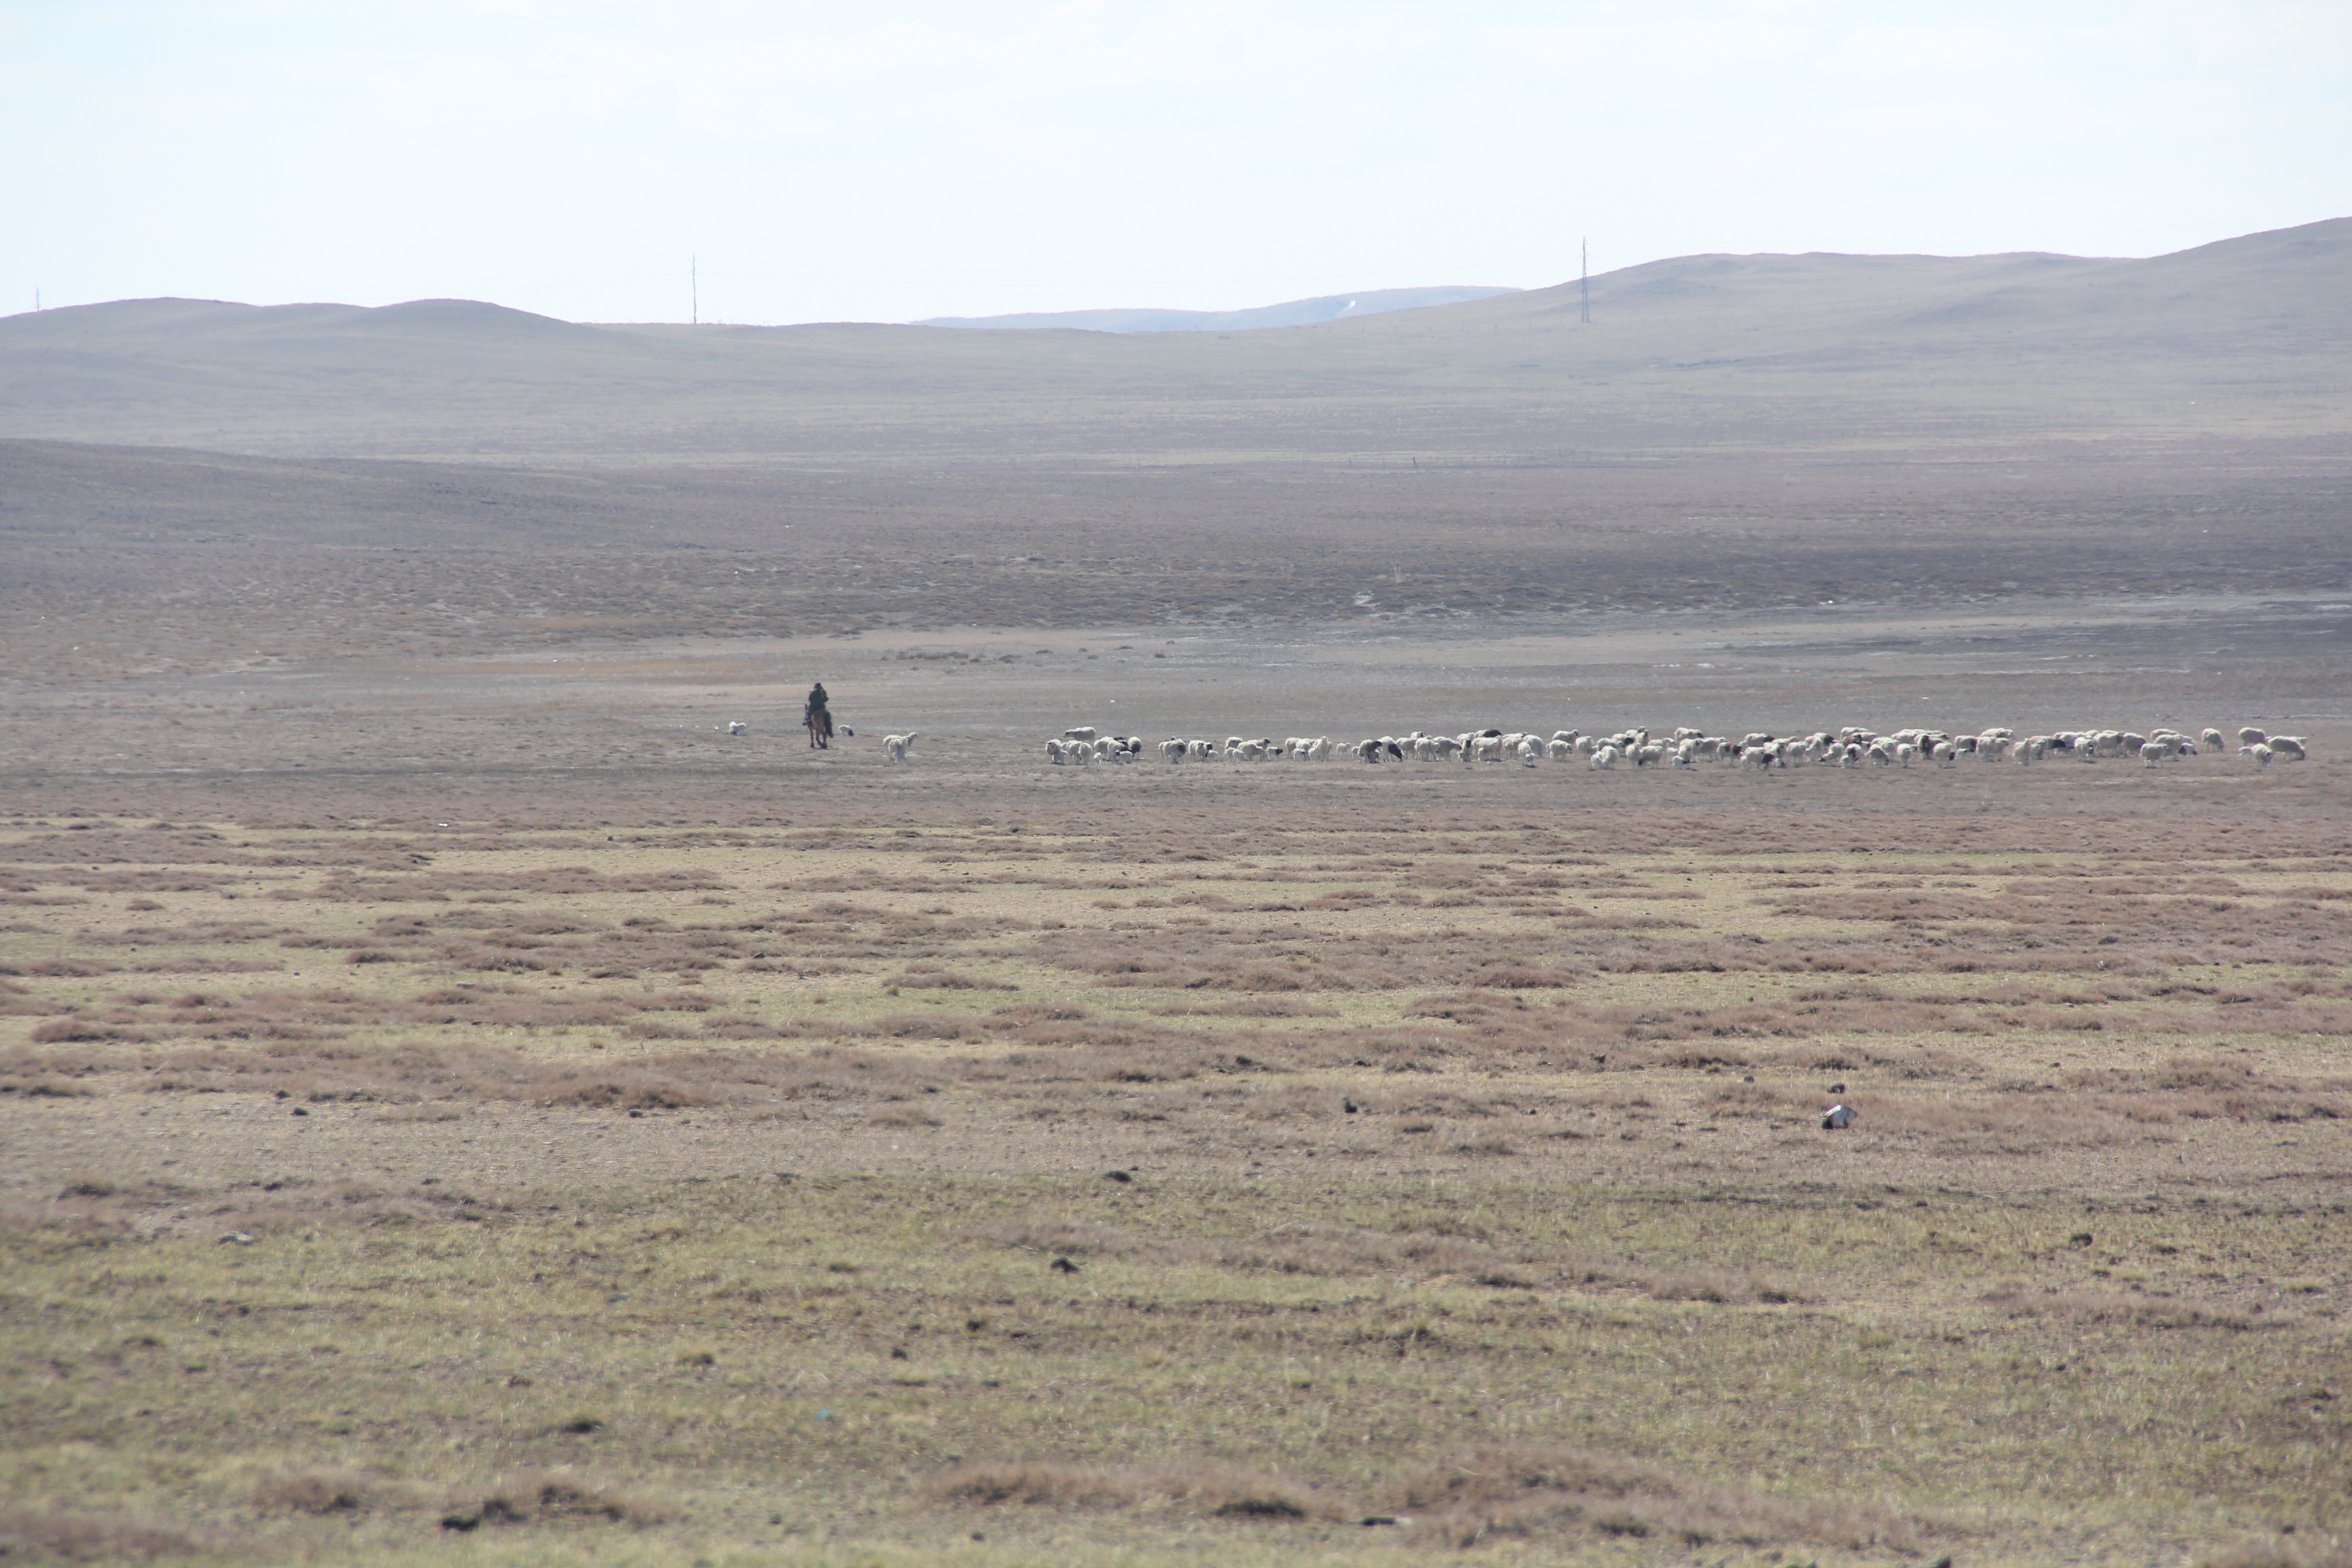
[1590,745,1618,770]
[2270,736,2308,761]
[2238,726,2268,746]
[883,732,918,762]
[1064,726,1099,743]
[2202,728,2226,752]
[726,721,748,736]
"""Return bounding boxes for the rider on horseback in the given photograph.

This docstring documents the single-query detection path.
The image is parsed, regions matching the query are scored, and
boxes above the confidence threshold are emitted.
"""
[803,681,834,749]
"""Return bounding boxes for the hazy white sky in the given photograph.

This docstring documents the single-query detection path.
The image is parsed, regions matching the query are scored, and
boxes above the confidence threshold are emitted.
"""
[5,1,2346,323]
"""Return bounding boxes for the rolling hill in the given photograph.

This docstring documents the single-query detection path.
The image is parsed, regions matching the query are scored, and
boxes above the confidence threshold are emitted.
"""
[0,219,2342,464]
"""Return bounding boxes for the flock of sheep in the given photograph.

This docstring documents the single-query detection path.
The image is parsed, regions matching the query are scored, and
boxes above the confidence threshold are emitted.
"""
[1042,723,2312,770]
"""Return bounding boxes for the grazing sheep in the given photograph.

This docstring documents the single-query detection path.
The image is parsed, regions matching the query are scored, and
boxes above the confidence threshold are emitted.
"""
[726,721,748,736]
[882,732,918,762]
[1029,713,2281,787]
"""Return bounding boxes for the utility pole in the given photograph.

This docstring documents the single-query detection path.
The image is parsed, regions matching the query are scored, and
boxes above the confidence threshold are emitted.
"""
[1580,238,1590,325]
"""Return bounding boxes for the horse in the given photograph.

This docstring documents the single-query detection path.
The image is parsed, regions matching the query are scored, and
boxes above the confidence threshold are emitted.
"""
[804,706,834,749]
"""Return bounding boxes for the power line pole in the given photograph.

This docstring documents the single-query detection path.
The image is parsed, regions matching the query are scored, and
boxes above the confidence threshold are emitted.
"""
[1580,238,1590,325]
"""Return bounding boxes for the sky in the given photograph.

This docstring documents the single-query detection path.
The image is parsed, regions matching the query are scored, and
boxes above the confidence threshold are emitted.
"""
[4,1,2347,324]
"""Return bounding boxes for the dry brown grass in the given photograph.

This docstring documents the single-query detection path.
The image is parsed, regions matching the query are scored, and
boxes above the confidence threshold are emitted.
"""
[4,807,2351,1565]
[0,1507,218,1562]
[439,1469,671,1531]
[2200,1548,2352,1568]
[252,1467,409,1516]
[1382,1444,1935,1552]
[924,1460,1331,1521]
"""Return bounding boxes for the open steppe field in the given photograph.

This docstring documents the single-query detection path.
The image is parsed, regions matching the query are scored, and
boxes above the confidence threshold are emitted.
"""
[3,751,2350,1568]
[5,223,2351,1564]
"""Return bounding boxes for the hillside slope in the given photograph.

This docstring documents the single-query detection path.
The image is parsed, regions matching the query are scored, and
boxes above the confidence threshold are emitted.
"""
[0,220,2342,462]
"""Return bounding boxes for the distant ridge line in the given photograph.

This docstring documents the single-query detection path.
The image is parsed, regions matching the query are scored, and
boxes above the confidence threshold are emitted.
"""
[915,286,1520,334]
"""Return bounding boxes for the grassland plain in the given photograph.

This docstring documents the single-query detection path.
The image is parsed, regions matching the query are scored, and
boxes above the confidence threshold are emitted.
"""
[2,789,2349,1568]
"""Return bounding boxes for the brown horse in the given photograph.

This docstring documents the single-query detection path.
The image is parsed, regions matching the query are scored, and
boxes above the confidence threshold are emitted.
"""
[804,706,833,749]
